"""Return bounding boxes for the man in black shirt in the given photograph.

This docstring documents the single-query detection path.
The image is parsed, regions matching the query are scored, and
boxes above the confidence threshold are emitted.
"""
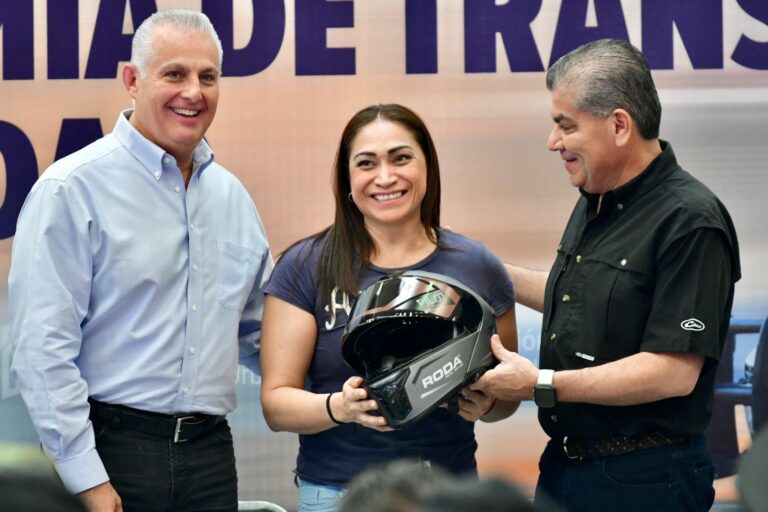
[473,39,740,511]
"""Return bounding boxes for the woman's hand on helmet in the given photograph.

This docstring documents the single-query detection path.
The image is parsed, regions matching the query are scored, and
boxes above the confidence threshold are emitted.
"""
[457,387,496,422]
[338,376,393,432]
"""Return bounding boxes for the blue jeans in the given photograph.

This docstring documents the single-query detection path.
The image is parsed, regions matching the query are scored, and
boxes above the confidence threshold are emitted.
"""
[535,434,715,512]
[297,477,346,512]
[94,419,238,512]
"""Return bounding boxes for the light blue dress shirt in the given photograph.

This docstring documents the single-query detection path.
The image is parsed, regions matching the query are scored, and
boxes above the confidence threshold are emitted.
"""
[9,111,273,493]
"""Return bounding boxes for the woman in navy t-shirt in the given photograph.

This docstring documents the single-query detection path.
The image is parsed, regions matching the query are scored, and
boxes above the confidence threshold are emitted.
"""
[260,104,519,512]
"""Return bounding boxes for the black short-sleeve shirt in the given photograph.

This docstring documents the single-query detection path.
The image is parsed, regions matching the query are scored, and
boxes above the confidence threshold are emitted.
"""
[539,141,740,439]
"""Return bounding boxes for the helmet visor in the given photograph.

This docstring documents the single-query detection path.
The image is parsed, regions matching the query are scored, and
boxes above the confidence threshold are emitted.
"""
[346,273,465,334]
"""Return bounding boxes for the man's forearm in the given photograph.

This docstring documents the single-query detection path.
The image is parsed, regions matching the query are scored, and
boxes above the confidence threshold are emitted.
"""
[505,264,548,312]
[553,351,705,406]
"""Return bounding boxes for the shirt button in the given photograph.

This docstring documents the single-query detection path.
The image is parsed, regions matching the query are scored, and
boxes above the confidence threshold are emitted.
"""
[550,333,557,341]
[562,294,571,302]
[576,255,582,263]
[550,415,557,422]
[190,223,195,231]
[183,387,190,395]
[191,304,198,312]
[620,259,627,266]
[189,347,196,354]
[617,203,624,210]
[192,263,198,272]
[174,185,181,193]
[154,171,161,179]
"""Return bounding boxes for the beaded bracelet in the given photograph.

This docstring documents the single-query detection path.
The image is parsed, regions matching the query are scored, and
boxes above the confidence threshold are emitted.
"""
[325,392,344,425]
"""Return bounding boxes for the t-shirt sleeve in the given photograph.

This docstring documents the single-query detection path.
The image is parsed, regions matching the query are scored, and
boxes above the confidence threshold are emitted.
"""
[640,227,734,360]
[475,244,517,317]
[264,241,317,314]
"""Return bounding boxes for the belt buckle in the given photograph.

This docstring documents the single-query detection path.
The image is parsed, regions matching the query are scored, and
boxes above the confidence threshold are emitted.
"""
[562,436,582,460]
[174,416,197,443]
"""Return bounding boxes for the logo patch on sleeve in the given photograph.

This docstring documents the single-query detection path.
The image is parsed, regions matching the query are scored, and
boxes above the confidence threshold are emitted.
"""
[681,318,705,331]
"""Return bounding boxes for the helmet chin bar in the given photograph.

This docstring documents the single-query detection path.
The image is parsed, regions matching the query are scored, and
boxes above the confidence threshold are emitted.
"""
[342,271,497,429]
[367,330,494,428]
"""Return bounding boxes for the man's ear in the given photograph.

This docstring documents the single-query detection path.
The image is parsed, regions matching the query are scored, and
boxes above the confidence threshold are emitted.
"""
[611,108,633,147]
[122,64,140,99]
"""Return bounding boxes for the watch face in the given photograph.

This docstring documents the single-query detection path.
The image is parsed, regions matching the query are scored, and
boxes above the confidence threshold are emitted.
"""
[535,387,556,408]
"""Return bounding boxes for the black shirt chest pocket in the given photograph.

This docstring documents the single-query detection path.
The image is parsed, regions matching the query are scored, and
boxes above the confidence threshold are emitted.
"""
[579,254,654,363]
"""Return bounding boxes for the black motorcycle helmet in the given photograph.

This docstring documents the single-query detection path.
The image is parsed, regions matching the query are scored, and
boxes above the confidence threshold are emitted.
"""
[341,270,497,429]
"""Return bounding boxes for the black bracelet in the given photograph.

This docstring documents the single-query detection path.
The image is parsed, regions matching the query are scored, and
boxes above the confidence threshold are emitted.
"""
[325,392,343,425]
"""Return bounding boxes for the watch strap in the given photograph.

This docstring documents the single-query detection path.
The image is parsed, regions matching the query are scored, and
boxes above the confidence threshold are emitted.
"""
[537,369,555,386]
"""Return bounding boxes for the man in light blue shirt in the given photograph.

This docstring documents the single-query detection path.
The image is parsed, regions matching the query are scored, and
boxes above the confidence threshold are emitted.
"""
[9,9,272,512]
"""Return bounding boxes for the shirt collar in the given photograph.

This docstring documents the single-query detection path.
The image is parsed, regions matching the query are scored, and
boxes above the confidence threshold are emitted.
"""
[112,109,215,180]
[580,140,679,212]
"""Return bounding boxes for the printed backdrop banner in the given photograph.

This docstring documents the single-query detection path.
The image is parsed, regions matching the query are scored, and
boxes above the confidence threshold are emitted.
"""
[1,0,767,504]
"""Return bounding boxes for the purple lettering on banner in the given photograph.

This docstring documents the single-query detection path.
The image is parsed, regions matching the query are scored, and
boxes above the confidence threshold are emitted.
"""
[295,0,355,76]
[0,3,762,78]
[464,0,543,73]
[204,0,285,77]
[733,0,768,70]
[0,122,38,239]
[405,0,438,74]
[54,119,104,162]
[0,0,33,79]
[85,0,157,79]
[48,0,79,79]
[549,0,629,66]
[642,0,723,69]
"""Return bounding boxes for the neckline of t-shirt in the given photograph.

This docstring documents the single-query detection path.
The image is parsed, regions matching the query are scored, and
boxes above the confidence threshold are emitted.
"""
[367,245,441,274]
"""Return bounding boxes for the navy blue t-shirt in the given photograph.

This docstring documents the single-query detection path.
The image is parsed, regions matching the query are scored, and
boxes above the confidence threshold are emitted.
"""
[265,229,515,486]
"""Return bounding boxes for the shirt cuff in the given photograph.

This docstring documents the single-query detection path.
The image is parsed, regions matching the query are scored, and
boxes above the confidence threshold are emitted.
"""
[54,447,109,494]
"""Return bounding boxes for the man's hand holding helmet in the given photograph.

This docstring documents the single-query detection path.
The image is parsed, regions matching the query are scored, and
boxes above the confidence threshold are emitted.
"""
[471,335,539,402]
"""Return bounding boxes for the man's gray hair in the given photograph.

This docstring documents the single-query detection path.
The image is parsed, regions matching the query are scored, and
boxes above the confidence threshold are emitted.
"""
[546,39,661,140]
[131,9,223,77]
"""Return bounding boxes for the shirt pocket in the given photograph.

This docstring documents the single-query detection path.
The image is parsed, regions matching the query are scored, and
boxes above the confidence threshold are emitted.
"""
[216,240,259,312]
[581,254,653,362]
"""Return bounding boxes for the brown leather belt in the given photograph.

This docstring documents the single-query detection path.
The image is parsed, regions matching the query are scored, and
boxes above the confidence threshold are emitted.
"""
[563,431,688,460]
[89,398,225,444]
